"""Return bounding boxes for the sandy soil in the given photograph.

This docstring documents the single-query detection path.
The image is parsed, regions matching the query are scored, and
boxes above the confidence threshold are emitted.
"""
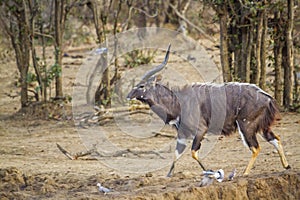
[0,44,300,199]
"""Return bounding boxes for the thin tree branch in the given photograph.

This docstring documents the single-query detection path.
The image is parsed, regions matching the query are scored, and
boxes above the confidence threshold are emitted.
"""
[181,0,191,16]
[56,143,76,160]
[56,143,167,160]
[122,5,158,30]
[169,3,216,42]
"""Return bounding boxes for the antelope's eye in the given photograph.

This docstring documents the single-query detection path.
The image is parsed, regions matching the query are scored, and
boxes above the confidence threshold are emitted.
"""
[139,85,145,89]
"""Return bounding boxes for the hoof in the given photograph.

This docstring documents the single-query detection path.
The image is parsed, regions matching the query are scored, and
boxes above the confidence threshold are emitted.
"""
[242,171,249,176]
[285,165,291,170]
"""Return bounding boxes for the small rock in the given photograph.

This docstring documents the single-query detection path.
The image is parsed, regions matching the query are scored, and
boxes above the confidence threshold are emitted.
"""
[145,172,152,177]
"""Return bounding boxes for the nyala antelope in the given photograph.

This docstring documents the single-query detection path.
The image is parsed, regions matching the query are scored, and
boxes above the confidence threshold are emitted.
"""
[127,44,291,177]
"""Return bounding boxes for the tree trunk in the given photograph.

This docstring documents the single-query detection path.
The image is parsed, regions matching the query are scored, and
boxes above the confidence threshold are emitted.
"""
[240,24,252,82]
[39,19,48,102]
[88,0,102,43]
[240,27,247,82]
[246,25,253,83]
[219,5,231,82]
[283,0,294,108]
[274,37,283,106]
[259,7,267,90]
[89,0,113,107]
[99,2,110,107]
[274,11,283,106]
[29,0,42,101]
[252,11,263,84]
[9,1,31,107]
[135,0,147,40]
[54,0,64,98]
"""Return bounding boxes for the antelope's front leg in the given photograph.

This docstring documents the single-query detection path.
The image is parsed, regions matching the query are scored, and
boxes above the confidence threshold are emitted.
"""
[191,132,206,171]
[167,137,187,177]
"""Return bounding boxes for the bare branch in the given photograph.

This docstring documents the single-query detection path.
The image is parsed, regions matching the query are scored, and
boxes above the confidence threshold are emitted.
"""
[56,143,167,160]
[181,0,191,16]
[151,131,175,139]
[169,3,216,42]
[56,143,76,160]
[122,5,158,30]
[33,31,55,40]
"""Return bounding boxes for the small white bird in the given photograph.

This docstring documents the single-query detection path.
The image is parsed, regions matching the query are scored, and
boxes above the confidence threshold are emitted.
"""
[203,169,224,182]
[202,169,215,176]
[97,183,111,194]
[200,169,225,187]
[228,168,237,181]
[214,169,225,182]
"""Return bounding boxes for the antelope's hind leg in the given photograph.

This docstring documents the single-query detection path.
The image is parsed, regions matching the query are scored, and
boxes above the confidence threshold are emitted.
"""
[167,138,187,177]
[191,132,206,171]
[244,145,261,175]
[263,129,291,170]
[236,120,261,175]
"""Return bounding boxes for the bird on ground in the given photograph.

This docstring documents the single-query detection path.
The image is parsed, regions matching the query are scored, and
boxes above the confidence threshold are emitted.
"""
[200,169,225,186]
[228,168,237,181]
[97,183,111,194]
[203,169,224,182]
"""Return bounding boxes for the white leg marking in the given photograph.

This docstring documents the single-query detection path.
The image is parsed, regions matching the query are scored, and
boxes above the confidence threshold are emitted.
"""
[269,138,290,168]
[169,116,180,129]
[175,150,180,160]
[177,138,186,145]
[236,120,248,148]
[174,138,187,160]
[270,139,279,150]
[175,149,185,160]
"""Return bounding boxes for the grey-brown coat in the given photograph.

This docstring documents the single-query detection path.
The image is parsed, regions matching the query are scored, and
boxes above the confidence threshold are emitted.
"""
[127,44,291,177]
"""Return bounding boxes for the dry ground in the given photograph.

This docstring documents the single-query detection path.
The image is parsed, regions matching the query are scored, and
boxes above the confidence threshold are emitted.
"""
[0,43,300,199]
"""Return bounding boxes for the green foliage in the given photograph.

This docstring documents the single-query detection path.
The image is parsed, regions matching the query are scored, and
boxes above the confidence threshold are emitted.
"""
[26,72,37,84]
[65,94,72,103]
[123,49,157,68]
[49,63,62,79]
[101,98,111,107]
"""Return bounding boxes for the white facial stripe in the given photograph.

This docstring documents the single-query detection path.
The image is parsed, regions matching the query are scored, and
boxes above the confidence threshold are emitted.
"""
[236,120,248,148]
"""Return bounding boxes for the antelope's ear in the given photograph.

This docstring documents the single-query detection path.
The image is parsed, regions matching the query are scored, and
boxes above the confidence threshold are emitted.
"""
[151,75,162,86]
[156,74,162,82]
